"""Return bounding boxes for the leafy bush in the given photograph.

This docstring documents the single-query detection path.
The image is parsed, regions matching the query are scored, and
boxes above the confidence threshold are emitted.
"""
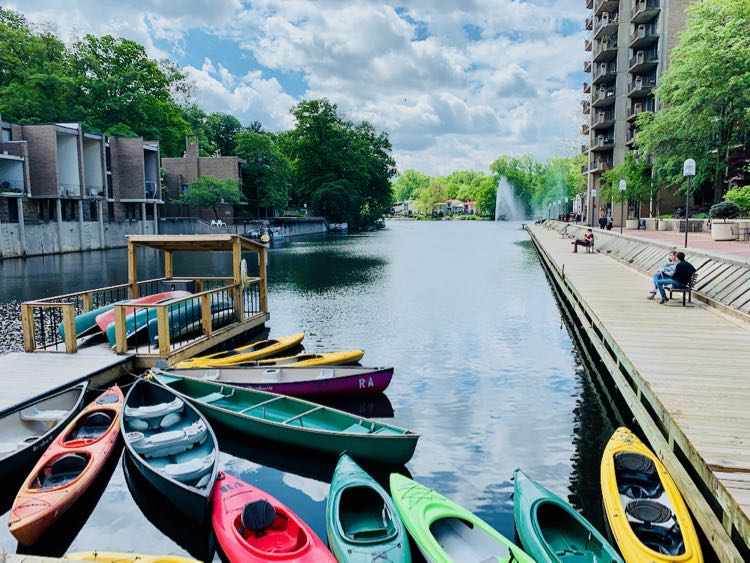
[709,201,740,220]
[690,212,709,219]
[723,186,750,214]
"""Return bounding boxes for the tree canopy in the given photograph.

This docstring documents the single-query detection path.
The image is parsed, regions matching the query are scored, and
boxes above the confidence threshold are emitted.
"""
[234,131,292,214]
[180,176,245,219]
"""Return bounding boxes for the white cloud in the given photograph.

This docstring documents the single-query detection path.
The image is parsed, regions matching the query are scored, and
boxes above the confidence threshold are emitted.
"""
[13,0,588,175]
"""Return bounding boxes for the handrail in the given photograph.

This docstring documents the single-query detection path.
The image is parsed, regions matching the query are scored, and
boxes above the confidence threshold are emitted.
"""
[25,277,168,304]
[114,283,239,309]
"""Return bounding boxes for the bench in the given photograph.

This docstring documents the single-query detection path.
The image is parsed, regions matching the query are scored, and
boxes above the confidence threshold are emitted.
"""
[668,272,698,306]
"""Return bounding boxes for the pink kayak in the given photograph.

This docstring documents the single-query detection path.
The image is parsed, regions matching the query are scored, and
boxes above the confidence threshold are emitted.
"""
[95,291,191,333]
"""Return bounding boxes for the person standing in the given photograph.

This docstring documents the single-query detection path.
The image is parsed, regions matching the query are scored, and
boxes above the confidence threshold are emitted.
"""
[655,252,696,304]
[648,251,677,299]
[598,208,607,230]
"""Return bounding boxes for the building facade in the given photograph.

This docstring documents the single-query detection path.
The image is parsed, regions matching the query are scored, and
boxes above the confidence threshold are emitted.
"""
[582,0,691,225]
[162,136,245,223]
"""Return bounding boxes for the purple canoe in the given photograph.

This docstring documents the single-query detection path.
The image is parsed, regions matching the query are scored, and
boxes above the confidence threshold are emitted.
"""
[162,366,394,397]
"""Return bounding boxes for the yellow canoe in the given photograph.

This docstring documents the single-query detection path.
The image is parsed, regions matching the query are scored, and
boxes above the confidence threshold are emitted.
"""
[249,350,364,367]
[174,332,305,368]
[66,554,198,563]
[601,427,702,563]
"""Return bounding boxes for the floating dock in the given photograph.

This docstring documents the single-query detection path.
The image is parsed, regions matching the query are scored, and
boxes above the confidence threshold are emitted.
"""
[526,222,750,561]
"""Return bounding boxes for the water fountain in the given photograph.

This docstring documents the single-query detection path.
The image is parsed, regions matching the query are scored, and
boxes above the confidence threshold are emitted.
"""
[495,177,526,221]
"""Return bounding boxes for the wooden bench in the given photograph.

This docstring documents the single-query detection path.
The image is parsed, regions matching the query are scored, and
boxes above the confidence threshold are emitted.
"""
[668,272,699,306]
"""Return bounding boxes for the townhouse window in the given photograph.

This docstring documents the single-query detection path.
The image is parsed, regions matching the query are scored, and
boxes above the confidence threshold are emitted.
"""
[181,184,189,197]
[89,201,98,221]
[108,203,115,220]
[62,200,77,221]
[6,198,18,223]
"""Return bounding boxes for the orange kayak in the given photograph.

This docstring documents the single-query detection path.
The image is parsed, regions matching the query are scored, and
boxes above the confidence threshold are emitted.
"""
[95,291,192,333]
[8,386,123,545]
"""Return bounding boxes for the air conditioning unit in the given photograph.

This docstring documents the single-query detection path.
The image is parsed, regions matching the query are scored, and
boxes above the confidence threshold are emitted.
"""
[638,24,646,36]
[634,103,643,113]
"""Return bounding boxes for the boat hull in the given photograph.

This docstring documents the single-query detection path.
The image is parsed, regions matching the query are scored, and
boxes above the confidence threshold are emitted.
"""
[174,332,305,368]
[95,291,192,333]
[67,553,199,563]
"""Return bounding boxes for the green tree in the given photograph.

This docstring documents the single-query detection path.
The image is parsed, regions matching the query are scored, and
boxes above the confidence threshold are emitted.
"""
[601,153,652,218]
[204,113,243,156]
[413,182,447,216]
[234,131,292,215]
[474,176,499,216]
[180,176,245,219]
[723,186,750,214]
[636,0,750,201]
[182,105,219,156]
[489,155,541,211]
[392,169,431,201]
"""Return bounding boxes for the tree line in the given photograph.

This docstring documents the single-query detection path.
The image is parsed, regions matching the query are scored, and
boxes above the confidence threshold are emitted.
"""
[0,9,394,228]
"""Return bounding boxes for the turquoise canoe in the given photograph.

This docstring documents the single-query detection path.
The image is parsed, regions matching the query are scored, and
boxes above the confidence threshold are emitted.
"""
[327,455,411,562]
[151,372,419,464]
[57,302,121,340]
[390,474,533,563]
[513,469,623,562]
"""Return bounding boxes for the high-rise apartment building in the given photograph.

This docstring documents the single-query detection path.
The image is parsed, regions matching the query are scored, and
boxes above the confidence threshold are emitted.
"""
[582,0,691,225]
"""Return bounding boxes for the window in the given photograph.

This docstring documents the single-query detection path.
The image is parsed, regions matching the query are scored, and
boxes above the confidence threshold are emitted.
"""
[62,200,77,221]
[89,201,98,221]
[108,202,115,220]
[6,198,18,222]
[181,184,189,197]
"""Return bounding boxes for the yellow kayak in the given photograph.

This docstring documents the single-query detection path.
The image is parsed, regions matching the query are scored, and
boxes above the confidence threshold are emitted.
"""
[174,332,305,368]
[601,427,702,562]
[66,554,198,563]
[250,350,364,367]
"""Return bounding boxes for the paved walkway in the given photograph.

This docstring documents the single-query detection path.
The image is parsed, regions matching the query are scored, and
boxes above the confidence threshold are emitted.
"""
[596,227,750,260]
[529,224,750,561]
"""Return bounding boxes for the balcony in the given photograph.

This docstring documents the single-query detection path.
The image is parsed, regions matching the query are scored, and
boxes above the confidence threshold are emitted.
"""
[85,185,104,198]
[583,82,591,94]
[592,110,616,131]
[626,128,638,146]
[145,180,159,200]
[592,86,616,108]
[591,136,615,152]
[584,60,592,73]
[593,36,618,63]
[582,164,590,174]
[627,76,657,97]
[627,100,655,121]
[0,178,25,195]
[595,0,620,17]
[592,62,617,85]
[581,144,590,154]
[594,13,619,40]
[586,0,593,9]
[586,17,593,30]
[629,50,659,73]
[582,123,591,135]
[585,39,592,51]
[590,158,614,172]
[582,100,591,115]
[632,0,660,23]
[59,183,81,197]
[630,24,659,49]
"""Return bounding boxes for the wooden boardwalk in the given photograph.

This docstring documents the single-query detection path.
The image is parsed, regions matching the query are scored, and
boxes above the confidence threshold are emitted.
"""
[0,343,132,415]
[527,224,750,561]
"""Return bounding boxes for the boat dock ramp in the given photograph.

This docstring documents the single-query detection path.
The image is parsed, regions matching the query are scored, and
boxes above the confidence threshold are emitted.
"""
[526,222,750,561]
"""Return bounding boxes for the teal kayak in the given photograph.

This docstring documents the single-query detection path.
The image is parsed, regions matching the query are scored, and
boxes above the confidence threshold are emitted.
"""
[327,455,411,562]
[57,302,121,340]
[513,469,623,562]
[390,474,532,563]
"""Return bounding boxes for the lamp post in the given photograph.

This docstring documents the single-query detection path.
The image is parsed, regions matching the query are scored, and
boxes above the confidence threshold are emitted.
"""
[564,197,568,218]
[548,203,551,220]
[591,188,597,227]
[618,179,627,234]
[683,158,696,248]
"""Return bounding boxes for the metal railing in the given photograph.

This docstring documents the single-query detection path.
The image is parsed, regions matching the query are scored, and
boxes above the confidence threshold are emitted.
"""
[0,178,25,193]
[632,0,660,19]
[630,23,659,43]
[85,185,104,197]
[594,13,618,34]
[592,87,616,104]
[58,183,81,197]
[629,50,659,68]
[145,180,159,199]
[594,36,618,57]
[628,77,657,92]
[593,62,617,81]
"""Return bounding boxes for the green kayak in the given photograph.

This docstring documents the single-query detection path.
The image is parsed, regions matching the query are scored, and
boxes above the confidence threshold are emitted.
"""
[57,301,121,339]
[513,469,623,563]
[389,474,532,563]
[327,455,411,563]
[151,372,419,464]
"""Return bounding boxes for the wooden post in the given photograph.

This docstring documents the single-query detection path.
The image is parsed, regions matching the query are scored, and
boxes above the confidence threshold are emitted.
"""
[21,304,35,352]
[201,293,212,337]
[114,305,128,354]
[82,292,93,313]
[164,250,173,279]
[232,237,244,321]
[128,239,139,298]
[194,279,204,293]
[157,306,171,357]
[62,304,78,353]
[258,245,268,313]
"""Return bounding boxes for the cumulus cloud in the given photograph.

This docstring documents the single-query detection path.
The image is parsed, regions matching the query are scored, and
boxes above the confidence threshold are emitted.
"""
[14,0,587,175]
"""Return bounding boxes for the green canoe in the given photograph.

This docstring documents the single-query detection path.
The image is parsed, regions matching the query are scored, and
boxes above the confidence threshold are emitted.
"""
[389,474,533,563]
[513,469,623,563]
[57,302,121,339]
[327,455,411,562]
[151,372,419,464]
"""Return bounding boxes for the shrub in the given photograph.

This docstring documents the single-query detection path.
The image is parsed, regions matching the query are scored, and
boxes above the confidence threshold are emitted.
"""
[723,186,750,214]
[690,212,709,219]
[709,201,740,220]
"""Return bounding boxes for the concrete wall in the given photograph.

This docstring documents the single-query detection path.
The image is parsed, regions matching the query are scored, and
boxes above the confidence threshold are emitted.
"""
[159,217,328,238]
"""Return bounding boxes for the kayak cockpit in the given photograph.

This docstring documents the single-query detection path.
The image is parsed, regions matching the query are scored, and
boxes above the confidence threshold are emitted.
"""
[338,486,398,544]
[64,410,116,443]
[31,452,90,490]
[429,517,510,560]
[236,500,310,554]
[535,502,609,559]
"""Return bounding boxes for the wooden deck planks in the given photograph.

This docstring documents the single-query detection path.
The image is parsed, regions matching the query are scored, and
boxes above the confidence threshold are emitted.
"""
[529,224,750,559]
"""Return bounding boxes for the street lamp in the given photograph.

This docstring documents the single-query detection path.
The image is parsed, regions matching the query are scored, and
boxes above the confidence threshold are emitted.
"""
[618,179,627,234]
[564,197,568,216]
[683,158,696,248]
[548,203,552,220]
[591,188,597,227]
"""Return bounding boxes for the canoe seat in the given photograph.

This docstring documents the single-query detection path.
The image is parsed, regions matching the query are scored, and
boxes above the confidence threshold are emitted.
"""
[125,398,184,430]
[127,420,208,458]
[372,427,402,436]
[195,392,229,404]
[343,423,372,435]
[163,452,215,486]
[19,407,69,423]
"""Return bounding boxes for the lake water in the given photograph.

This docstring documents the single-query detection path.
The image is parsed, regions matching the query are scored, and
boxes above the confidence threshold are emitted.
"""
[0,220,617,560]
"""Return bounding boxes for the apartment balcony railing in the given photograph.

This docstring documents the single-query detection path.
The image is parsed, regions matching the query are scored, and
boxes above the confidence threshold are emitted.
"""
[106,175,113,200]
[582,123,591,135]
[629,50,659,73]
[592,62,617,85]
[594,0,620,17]
[85,185,104,198]
[582,100,591,114]
[145,181,159,200]
[581,144,589,154]
[592,111,616,130]
[584,39,592,51]
[626,128,639,146]
[584,60,592,73]
[632,0,660,23]
[594,12,619,39]
[590,158,614,172]
[592,87,616,108]
[582,164,590,174]
[627,76,657,97]
[583,82,591,94]
[629,23,659,49]
[591,136,615,151]
[586,0,594,9]
[0,178,25,194]
[593,36,618,62]
[59,183,81,197]
[627,100,656,121]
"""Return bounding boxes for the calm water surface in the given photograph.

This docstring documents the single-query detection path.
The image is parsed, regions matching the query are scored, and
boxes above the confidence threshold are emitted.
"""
[0,221,617,559]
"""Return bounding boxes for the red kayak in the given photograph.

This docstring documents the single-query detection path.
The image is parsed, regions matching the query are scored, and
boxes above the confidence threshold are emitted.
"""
[212,472,335,562]
[9,386,123,545]
[94,291,192,333]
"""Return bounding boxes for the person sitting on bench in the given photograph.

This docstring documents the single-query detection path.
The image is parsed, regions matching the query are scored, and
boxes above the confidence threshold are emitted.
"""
[648,250,677,299]
[655,251,695,304]
[572,228,594,253]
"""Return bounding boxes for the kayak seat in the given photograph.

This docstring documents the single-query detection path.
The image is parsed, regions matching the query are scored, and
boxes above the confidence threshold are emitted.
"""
[69,411,113,441]
[625,499,673,524]
[39,453,88,489]
[125,398,184,429]
[242,500,277,538]
[630,521,685,556]
[127,420,208,458]
[163,453,215,486]
[20,407,69,423]
[615,453,663,499]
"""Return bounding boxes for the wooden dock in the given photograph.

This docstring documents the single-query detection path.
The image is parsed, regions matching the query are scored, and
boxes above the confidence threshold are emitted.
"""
[526,223,750,561]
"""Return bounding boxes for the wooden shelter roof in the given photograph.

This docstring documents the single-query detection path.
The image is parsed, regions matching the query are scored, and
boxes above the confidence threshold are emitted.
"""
[127,234,267,253]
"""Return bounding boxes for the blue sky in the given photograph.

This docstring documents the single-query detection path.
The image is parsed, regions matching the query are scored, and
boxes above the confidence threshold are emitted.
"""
[13,0,588,175]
